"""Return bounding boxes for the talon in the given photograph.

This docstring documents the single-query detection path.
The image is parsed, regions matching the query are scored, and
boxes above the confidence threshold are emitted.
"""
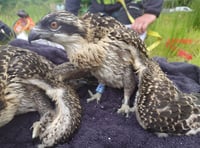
[31,121,42,139]
[87,90,102,103]
[130,107,135,112]
[37,144,45,148]
[117,104,131,117]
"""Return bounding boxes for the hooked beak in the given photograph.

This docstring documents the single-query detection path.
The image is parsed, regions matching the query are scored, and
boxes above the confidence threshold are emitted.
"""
[28,29,41,44]
[28,27,51,44]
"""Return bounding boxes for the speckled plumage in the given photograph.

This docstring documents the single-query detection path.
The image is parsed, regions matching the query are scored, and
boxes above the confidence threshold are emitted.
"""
[0,45,81,147]
[28,11,147,116]
[28,10,200,136]
[134,59,200,137]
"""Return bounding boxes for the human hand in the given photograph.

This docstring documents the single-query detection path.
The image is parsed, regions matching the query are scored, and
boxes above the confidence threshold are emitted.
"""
[131,13,156,34]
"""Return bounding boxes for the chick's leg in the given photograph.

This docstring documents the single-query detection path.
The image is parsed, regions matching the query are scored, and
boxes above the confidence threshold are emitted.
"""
[117,90,133,117]
[53,62,89,81]
[87,83,105,103]
[30,89,54,139]
[117,67,136,117]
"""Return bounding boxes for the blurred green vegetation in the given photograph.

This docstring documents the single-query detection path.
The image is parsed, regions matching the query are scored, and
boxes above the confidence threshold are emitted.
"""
[147,0,200,66]
[0,0,63,27]
[0,0,199,66]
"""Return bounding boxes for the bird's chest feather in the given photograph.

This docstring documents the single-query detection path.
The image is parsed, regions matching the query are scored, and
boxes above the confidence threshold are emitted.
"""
[91,50,130,88]
[69,42,132,88]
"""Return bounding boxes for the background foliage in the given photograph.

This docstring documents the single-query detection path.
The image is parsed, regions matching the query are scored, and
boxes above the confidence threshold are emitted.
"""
[0,0,199,66]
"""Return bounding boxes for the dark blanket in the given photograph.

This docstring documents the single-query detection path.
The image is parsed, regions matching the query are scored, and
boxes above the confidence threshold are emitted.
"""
[1,39,200,148]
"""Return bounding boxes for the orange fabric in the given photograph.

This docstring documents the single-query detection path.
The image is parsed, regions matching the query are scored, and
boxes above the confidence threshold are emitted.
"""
[13,17,35,34]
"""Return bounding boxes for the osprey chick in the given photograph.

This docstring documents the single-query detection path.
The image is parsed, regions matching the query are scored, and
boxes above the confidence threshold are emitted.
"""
[0,45,81,147]
[28,11,200,136]
[28,11,147,117]
[133,57,200,137]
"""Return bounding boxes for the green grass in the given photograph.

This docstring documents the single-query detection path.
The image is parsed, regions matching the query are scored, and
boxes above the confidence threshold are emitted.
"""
[0,0,62,27]
[145,0,200,66]
[146,10,200,66]
[0,0,199,66]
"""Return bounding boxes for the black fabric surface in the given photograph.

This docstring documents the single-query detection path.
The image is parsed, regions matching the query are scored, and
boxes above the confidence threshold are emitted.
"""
[1,39,200,148]
[9,39,68,65]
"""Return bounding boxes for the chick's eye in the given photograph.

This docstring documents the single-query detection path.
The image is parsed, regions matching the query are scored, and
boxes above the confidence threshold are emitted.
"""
[50,21,58,29]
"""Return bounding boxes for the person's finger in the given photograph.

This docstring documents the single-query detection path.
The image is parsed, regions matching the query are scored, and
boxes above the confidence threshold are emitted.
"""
[141,22,148,33]
[132,22,146,34]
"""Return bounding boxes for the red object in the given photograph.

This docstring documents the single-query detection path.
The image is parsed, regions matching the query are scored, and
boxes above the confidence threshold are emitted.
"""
[177,49,193,60]
[165,38,194,61]
[13,16,35,34]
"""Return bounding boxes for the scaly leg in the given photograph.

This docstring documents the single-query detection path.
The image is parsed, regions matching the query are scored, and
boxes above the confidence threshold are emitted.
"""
[52,62,89,81]
[30,89,54,139]
[117,90,132,117]
[87,83,105,103]
[117,67,136,117]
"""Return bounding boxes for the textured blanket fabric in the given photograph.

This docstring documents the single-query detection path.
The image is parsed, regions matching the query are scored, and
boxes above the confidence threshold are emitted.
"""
[1,39,200,148]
